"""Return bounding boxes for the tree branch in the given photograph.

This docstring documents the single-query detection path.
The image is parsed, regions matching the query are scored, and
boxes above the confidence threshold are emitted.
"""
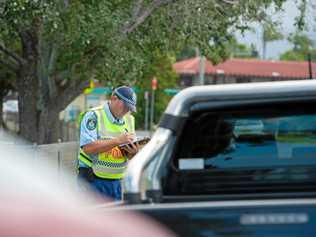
[0,58,19,72]
[122,0,175,35]
[54,69,71,86]
[47,44,58,98]
[0,44,26,66]
[221,0,238,4]
[57,79,90,111]
[131,0,144,20]
[64,0,69,8]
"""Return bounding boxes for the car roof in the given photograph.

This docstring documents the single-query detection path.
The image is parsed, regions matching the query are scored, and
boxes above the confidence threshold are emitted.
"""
[165,80,316,116]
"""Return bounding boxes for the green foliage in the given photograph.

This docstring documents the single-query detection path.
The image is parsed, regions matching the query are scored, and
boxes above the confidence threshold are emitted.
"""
[0,0,61,36]
[134,52,178,129]
[294,0,307,30]
[229,38,259,58]
[280,33,316,62]
[280,50,306,61]
[263,21,283,42]
[289,33,314,52]
[0,0,308,142]
[177,46,197,61]
[1,0,297,88]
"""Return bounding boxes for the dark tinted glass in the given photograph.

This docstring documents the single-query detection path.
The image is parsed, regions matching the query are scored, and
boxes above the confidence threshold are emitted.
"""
[204,114,316,169]
[164,102,316,196]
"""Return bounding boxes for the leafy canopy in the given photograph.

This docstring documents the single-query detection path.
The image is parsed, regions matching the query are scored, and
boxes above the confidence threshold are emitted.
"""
[1,0,300,87]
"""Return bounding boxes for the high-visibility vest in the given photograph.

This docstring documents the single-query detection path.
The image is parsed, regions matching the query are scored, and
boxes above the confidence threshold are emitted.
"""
[78,106,135,179]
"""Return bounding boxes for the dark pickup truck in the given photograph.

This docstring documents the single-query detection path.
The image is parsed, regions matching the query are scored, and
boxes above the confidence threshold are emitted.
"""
[112,199,316,236]
[108,80,316,236]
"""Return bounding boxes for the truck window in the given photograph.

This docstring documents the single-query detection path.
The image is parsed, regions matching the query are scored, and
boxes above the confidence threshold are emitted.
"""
[163,102,316,197]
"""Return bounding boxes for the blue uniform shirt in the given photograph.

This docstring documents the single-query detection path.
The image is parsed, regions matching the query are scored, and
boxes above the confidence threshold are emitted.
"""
[79,102,125,167]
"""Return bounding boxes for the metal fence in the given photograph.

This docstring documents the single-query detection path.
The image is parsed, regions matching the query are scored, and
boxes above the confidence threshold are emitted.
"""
[3,130,150,175]
[2,128,149,191]
[24,142,77,176]
[2,140,78,191]
[3,112,79,142]
[40,142,76,179]
[35,141,79,173]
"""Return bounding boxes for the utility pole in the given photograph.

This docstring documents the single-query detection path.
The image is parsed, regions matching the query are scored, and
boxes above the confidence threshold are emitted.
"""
[195,47,205,85]
[199,56,205,85]
[150,77,157,133]
[308,53,313,79]
[144,91,149,130]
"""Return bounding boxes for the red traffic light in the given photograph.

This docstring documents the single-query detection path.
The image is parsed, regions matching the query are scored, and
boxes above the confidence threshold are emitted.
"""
[151,77,157,90]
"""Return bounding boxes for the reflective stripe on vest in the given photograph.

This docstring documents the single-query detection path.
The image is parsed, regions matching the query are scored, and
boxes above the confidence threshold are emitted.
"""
[78,105,135,179]
[79,150,93,167]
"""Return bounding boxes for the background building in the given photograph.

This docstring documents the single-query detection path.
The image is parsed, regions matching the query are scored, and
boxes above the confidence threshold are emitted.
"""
[173,57,316,87]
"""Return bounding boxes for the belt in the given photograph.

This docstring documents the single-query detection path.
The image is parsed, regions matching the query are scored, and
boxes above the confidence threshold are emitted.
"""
[78,167,121,182]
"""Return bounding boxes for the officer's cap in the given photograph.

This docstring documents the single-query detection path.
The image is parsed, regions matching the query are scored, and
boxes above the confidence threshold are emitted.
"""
[113,86,137,112]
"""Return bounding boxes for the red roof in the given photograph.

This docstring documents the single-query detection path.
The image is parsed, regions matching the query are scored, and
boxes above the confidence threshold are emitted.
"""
[173,57,316,79]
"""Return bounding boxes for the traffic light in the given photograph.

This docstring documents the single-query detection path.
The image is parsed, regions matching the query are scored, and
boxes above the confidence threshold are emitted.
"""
[151,77,157,90]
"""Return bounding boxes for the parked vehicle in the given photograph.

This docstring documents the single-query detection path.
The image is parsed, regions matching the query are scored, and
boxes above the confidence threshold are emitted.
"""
[105,199,316,237]
[3,99,18,113]
[113,80,316,236]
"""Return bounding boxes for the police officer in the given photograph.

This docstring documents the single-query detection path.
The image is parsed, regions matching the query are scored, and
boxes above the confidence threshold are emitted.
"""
[77,86,139,200]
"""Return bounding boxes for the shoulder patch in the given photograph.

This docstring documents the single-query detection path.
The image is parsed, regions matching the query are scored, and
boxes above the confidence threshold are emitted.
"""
[86,117,97,130]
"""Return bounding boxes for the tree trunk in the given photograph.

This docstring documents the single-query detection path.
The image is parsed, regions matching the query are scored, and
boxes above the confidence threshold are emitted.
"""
[18,30,39,143]
[38,106,60,144]
[262,41,266,60]
[18,63,62,144]
[17,65,39,143]
[0,94,3,128]
[16,28,89,144]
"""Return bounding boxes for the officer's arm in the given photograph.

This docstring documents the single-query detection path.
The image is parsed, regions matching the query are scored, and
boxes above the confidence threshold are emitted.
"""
[82,139,119,155]
[83,133,135,155]
[80,111,135,155]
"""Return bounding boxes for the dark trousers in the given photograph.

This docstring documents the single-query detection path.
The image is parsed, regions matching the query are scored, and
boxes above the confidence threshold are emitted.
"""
[78,168,122,201]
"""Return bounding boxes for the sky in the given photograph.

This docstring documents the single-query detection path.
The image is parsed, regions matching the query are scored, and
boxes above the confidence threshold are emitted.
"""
[235,0,316,60]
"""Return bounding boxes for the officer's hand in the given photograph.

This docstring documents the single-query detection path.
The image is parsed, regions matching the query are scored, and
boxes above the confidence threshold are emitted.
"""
[103,147,124,158]
[110,147,123,158]
[121,142,139,159]
[116,133,135,145]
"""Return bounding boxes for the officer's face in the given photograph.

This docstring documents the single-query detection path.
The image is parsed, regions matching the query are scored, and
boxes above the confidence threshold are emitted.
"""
[112,96,129,118]
[119,99,130,114]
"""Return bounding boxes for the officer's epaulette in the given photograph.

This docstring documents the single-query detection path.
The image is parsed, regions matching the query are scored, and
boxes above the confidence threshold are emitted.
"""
[90,105,104,111]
